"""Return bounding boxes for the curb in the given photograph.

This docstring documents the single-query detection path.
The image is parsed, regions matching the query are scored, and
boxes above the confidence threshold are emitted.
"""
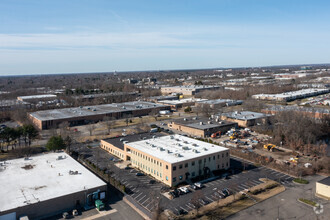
[123,196,151,220]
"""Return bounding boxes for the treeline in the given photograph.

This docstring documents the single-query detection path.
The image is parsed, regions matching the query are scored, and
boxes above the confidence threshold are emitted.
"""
[255,111,330,156]
[0,125,39,151]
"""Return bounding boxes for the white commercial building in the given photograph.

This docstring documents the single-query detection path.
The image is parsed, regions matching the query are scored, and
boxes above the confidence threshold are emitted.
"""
[0,152,106,220]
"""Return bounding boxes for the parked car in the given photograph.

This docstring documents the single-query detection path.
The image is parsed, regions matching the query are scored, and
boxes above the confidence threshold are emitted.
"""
[169,191,178,198]
[190,184,197,190]
[149,180,156,184]
[194,182,203,189]
[173,189,180,197]
[178,187,190,194]
[136,172,144,176]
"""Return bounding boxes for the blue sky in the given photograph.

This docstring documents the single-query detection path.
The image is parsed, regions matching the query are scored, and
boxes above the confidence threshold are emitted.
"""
[1,0,330,75]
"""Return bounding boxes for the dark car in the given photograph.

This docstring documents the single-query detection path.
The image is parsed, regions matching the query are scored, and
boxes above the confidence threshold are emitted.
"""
[169,191,178,198]
[173,189,180,197]
[136,172,144,176]
[178,209,187,215]
[149,180,156,184]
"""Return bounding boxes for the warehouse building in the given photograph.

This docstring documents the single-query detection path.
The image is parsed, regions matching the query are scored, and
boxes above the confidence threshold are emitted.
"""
[220,111,271,127]
[195,99,243,109]
[0,152,107,220]
[168,116,238,138]
[262,105,330,119]
[17,94,58,103]
[316,177,330,200]
[101,134,230,187]
[161,85,220,96]
[146,95,179,102]
[252,88,330,102]
[28,101,170,130]
[157,98,207,110]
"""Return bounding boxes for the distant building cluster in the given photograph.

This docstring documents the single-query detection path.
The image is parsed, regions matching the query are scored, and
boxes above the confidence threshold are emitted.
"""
[252,88,330,102]
[161,85,220,96]
[220,111,271,127]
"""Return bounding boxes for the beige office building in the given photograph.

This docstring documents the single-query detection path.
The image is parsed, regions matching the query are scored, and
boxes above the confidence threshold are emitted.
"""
[316,177,330,200]
[101,134,229,186]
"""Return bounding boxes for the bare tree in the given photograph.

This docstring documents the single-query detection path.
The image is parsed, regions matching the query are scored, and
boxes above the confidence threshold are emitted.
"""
[191,190,204,215]
[87,123,96,136]
[149,109,159,121]
[103,116,115,135]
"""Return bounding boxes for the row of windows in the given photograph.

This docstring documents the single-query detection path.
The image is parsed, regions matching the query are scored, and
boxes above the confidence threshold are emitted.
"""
[132,160,162,178]
[103,145,123,158]
[171,152,229,171]
[130,149,162,167]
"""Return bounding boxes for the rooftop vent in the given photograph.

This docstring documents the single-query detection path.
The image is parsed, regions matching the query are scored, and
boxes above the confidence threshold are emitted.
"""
[192,149,199,153]
[183,118,187,121]
[200,122,203,125]
[166,149,171,154]
[174,153,181,157]
[157,147,163,151]
[203,148,208,151]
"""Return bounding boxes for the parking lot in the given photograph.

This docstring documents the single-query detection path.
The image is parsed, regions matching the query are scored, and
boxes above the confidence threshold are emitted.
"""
[71,142,294,217]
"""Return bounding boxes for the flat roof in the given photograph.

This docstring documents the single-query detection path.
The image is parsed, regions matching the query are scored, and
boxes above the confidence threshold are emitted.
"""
[265,105,330,114]
[0,152,106,213]
[126,134,229,164]
[252,88,330,99]
[17,94,57,100]
[158,98,207,105]
[172,116,237,130]
[221,111,270,120]
[29,101,167,121]
[102,132,166,150]
[162,85,220,90]
[197,99,243,105]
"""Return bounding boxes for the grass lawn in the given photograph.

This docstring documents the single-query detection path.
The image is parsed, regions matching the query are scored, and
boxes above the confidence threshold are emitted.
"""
[293,178,309,184]
[299,198,317,207]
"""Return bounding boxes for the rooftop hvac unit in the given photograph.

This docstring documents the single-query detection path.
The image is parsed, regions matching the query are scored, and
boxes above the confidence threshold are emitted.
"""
[200,122,203,125]
[183,118,187,121]
[166,149,171,154]
[157,147,163,151]
[170,136,174,139]
[151,144,156,148]
[192,149,199,153]
[175,153,181,157]
[208,121,212,124]
[203,148,208,151]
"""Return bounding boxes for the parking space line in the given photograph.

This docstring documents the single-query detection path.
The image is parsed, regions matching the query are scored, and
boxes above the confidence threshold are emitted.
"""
[241,184,249,188]
[137,195,147,203]
[185,204,193,210]
[238,185,245,190]
[180,206,189,213]
[205,196,214,202]
[133,192,143,199]
[141,198,150,206]
[252,180,261,184]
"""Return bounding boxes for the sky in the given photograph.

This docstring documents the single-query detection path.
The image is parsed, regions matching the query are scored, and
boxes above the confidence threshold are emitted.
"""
[0,0,330,75]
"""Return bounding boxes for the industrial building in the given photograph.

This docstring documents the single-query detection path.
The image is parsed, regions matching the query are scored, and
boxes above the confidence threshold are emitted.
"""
[28,101,170,130]
[262,105,330,119]
[101,134,230,186]
[252,88,330,102]
[161,85,220,96]
[73,91,139,103]
[220,111,271,127]
[0,152,107,220]
[0,100,31,111]
[195,99,243,109]
[316,177,330,200]
[168,116,238,138]
[146,95,179,102]
[157,98,207,110]
[17,94,58,103]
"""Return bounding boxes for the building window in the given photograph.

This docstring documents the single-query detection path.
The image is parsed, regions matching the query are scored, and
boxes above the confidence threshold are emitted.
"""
[199,160,202,164]
[173,177,176,182]
[204,158,206,163]
[179,164,183,169]
[151,168,153,173]
[185,163,188,168]
[179,175,183,180]
[157,172,159,176]
[218,165,220,169]
[192,161,195,166]
[226,162,228,166]
[160,173,162,178]
[226,152,229,157]
[213,156,215,160]
[209,157,211,162]
[173,166,176,171]
[166,176,168,181]
[218,154,219,159]
[222,154,224,158]
[192,172,195,177]
[166,165,168,170]
[222,163,224,168]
